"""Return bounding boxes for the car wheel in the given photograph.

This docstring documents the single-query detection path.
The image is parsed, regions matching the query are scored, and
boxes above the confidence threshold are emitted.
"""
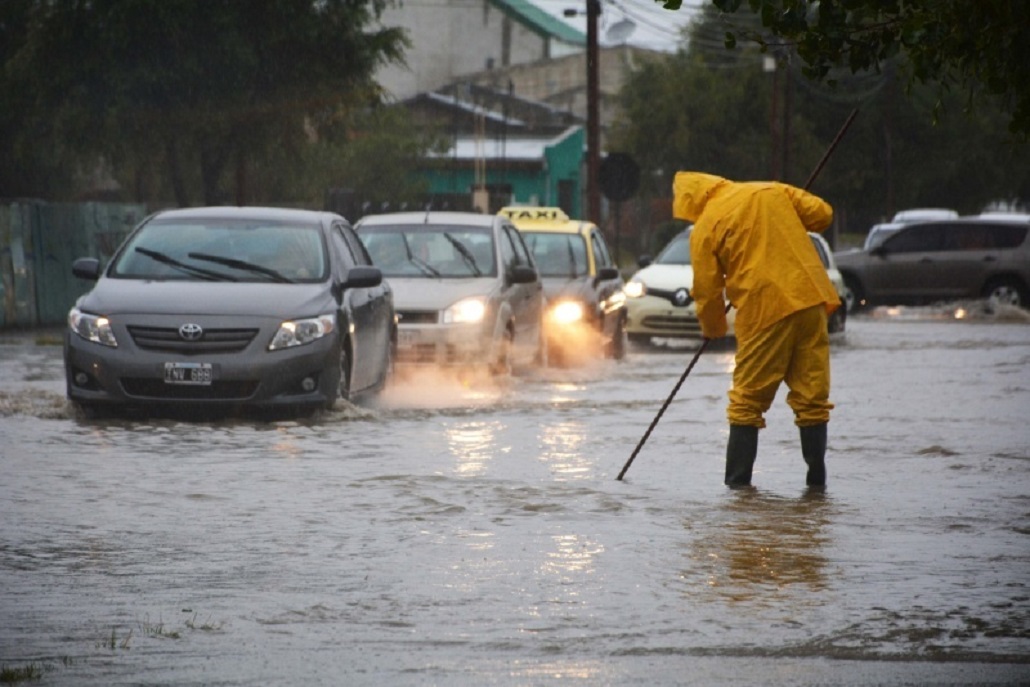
[842,275,865,313]
[337,339,352,403]
[607,315,627,360]
[983,277,1027,310]
[828,306,846,334]
[490,328,514,377]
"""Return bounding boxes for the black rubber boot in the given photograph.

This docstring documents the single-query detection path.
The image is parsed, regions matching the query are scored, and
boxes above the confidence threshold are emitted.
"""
[800,423,828,486]
[725,424,759,487]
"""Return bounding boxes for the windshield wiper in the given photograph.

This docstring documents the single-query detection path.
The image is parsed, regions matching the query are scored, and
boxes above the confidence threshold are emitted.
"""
[443,233,482,276]
[134,247,237,281]
[188,252,293,283]
[399,236,440,277]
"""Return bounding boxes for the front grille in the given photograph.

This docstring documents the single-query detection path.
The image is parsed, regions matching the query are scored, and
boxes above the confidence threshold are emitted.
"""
[641,315,701,336]
[396,343,464,365]
[120,378,260,400]
[397,343,438,364]
[128,326,258,354]
[396,310,438,325]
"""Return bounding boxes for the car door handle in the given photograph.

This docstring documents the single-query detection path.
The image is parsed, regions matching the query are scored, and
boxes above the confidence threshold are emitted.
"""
[920,257,933,263]
[983,255,997,262]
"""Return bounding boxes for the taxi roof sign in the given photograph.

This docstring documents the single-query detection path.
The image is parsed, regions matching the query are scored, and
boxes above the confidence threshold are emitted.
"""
[498,206,570,223]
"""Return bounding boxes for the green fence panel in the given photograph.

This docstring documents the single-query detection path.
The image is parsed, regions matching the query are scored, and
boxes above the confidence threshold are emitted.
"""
[0,202,40,328]
[0,201,146,329]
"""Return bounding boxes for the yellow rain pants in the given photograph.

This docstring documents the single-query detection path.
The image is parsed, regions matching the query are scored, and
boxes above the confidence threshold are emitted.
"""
[672,171,841,429]
[728,304,833,428]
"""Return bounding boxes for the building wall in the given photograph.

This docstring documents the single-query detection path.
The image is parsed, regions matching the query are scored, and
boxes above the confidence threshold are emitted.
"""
[377,0,580,101]
[462,46,663,133]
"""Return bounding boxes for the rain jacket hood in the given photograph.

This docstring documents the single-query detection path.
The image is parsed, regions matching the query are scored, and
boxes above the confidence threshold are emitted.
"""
[672,172,728,222]
[672,171,839,342]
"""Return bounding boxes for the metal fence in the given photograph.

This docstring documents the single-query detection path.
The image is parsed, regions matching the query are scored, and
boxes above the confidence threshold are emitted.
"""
[0,200,146,328]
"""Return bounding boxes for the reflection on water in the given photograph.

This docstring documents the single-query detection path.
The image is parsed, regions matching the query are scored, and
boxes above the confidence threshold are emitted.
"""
[684,489,833,606]
[446,420,501,477]
[2,316,1029,685]
[541,533,603,580]
[538,419,591,480]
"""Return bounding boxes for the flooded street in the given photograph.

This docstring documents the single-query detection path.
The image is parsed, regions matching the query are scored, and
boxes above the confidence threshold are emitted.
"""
[1,306,1029,686]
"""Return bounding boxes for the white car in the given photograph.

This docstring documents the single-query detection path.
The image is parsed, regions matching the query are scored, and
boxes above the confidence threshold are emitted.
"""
[624,229,844,345]
[355,211,545,376]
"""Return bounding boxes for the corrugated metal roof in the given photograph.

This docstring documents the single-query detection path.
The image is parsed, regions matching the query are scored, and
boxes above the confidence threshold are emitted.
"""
[428,126,582,161]
[492,0,585,45]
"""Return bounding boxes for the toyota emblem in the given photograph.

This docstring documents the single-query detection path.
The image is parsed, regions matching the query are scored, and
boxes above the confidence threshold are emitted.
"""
[178,323,204,341]
[673,288,691,307]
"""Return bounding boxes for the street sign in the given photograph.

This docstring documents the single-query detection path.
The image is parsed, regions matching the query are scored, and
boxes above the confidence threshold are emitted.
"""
[599,152,640,202]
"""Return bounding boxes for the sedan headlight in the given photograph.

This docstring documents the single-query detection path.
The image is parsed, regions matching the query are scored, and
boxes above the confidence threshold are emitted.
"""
[68,307,118,347]
[268,313,336,351]
[443,296,487,324]
[550,300,585,325]
[624,280,646,298]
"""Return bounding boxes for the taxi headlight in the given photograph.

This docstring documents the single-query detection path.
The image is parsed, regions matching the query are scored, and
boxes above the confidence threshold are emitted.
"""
[68,307,118,347]
[443,296,487,324]
[623,280,646,298]
[550,300,585,325]
[269,313,336,350]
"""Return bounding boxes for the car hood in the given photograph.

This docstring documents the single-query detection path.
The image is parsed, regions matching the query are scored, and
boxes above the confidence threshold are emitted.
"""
[833,250,873,268]
[628,264,695,291]
[389,278,500,310]
[77,278,333,318]
[541,277,594,301]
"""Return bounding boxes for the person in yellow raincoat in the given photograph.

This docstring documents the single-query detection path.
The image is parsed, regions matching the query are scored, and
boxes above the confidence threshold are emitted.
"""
[672,171,842,488]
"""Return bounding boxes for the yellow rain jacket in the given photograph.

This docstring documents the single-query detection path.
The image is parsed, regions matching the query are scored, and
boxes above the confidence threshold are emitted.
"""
[673,172,840,342]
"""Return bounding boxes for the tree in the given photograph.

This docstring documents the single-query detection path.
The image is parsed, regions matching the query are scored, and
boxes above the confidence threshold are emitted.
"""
[610,5,1030,243]
[656,0,1030,137]
[3,0,408,205]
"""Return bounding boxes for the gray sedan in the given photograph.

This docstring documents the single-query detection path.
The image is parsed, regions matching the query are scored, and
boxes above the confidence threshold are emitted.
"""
[356,211,544,376]
[64,206,395,414]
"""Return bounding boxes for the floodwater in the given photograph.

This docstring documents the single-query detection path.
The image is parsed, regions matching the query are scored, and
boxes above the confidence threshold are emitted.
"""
[1,303,1029,686]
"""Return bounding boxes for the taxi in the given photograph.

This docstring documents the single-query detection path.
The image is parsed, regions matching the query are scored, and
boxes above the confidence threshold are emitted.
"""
[499,206,627,364]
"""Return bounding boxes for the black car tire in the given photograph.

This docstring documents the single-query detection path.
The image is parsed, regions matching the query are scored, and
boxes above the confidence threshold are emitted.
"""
[982,277,1028,310]
[606,315,627,360]
[842,274,866,313]
[828,306,846,334]
[337,339,352,404]
[490,328,514,377]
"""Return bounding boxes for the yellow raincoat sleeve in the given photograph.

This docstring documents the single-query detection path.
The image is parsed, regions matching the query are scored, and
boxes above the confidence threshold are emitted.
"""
[689,220,729,339]
[781,184,833,233]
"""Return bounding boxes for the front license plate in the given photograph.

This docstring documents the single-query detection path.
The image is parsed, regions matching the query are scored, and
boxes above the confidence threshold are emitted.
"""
[164,362,213,385]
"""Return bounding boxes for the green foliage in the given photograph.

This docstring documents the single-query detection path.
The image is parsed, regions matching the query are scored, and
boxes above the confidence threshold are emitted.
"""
[660,0,1030,137]
[1,0,409,205]
[611,5,1030,236]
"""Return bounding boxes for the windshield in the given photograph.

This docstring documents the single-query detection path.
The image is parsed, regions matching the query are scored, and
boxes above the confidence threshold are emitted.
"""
[522,232,588,277]
[655,232,691,265]
[358,225,496,278]
[110,218,328,282]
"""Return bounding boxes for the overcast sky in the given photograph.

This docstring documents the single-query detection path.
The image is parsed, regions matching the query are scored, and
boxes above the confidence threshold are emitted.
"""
[532,0,702,53]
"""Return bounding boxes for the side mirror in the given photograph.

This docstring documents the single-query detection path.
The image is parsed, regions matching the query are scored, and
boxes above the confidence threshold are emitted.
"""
[343,265,383,289]
[871,245,887,258]
[597,266,620,281]
[72,257,101,281]
[637,255,653,268]
[509,265,538,284]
